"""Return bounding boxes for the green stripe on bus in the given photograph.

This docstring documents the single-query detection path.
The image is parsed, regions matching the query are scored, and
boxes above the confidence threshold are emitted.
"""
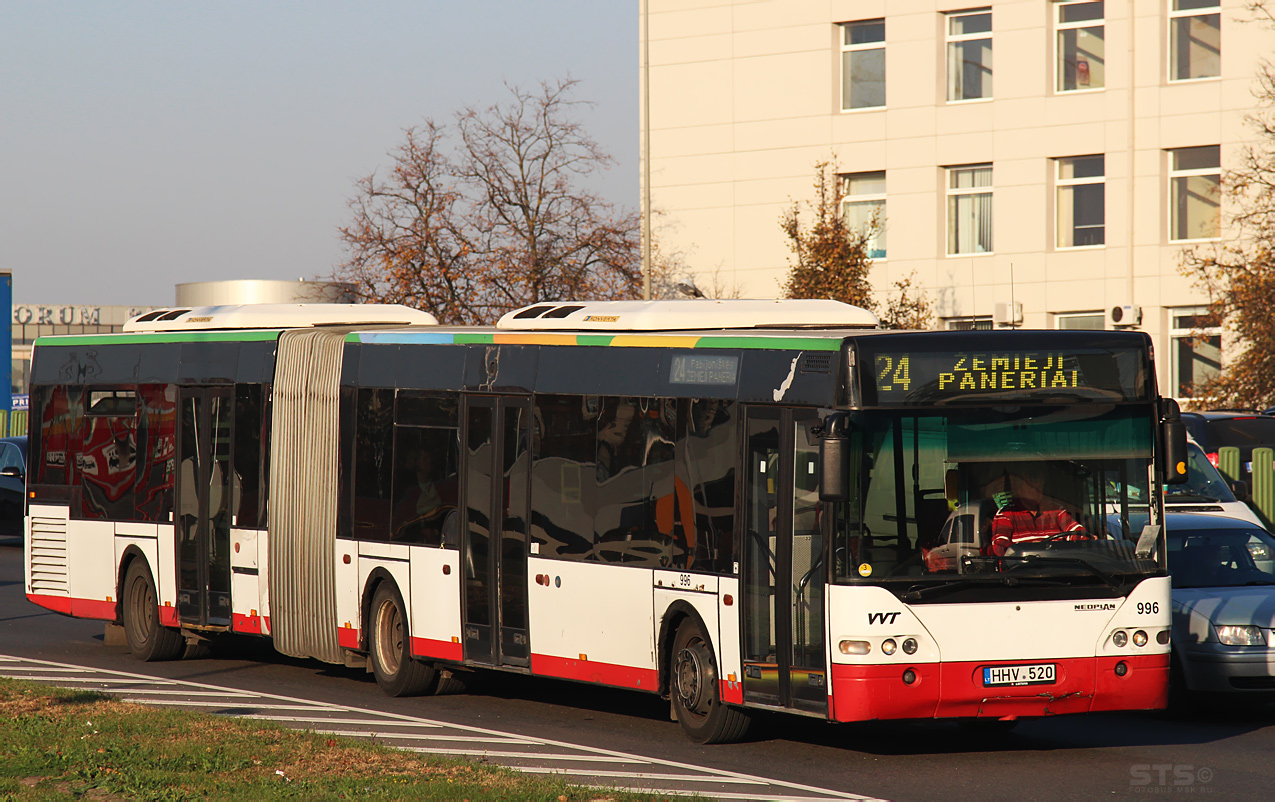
[35,330,283,346]
[453,333,496,344]
[577,335,615,347]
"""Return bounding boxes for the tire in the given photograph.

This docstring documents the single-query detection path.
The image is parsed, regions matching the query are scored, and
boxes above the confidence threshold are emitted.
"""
[432,668,470,695]
[670,618,750,744]
[122,560,185,662]
[369,582,435,697]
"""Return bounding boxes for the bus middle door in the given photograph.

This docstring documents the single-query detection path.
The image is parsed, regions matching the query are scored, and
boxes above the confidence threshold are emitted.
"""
[741,407,828,714]
[461,395,532,668]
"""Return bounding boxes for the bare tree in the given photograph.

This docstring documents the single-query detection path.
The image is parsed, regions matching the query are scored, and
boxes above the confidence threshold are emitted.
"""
[336,79,640,323]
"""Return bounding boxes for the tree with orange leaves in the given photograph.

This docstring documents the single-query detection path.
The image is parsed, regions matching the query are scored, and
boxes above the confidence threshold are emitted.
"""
[336,80,640,324]
[1181,3,1275,407]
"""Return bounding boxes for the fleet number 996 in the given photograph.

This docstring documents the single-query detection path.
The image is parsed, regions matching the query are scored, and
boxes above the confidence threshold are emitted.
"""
[1136,602,1160,615]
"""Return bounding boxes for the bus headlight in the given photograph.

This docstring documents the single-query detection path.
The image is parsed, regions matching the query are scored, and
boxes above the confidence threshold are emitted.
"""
[1215,625,1265,646]
[1132,630,1148,647]
[1111,630,1128,647]
[902,638,918,655]
[839,640,871,655]
[881,638,897,655]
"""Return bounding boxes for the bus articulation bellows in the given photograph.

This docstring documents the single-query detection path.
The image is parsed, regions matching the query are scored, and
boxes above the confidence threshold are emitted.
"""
[23,300,1186,743]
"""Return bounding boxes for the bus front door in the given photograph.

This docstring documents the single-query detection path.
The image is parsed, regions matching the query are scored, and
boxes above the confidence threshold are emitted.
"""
[741,408,827,714]
[175,386,233,628]
[461,396,532,668]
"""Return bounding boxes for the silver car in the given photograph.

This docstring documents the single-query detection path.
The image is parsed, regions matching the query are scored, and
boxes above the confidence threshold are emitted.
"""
[1168,513,1275,701]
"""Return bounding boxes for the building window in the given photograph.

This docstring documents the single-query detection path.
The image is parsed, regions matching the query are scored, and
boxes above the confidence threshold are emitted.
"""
[945,316,993,331]
[1170,307,1221,398]
[947,164,993,255]
[1170,1,1220,81]
[841,171,886,258]
[1057,155,1105,247]
[1056,312,1105,330]
[946,9,992,102]
[1056,2,1104,91]
[841,20,885,110]
[1169,145,1221,241]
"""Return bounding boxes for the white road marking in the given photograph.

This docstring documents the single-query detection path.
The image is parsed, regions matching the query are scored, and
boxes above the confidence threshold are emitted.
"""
[0,654,880,801]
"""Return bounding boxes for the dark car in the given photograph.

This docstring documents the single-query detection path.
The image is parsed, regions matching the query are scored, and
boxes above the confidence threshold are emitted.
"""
[0,435,27,539]
[1180,411,1275,484]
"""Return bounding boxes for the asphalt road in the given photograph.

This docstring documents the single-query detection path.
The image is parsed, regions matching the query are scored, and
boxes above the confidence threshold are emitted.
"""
[2,537,1272,800]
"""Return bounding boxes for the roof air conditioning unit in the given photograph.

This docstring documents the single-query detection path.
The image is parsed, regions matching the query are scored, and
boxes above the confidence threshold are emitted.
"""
[1107,304,1142,328]
[993,302,1023,326]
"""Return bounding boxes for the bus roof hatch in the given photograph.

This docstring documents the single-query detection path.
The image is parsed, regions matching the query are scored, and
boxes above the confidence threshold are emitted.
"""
[495,299,878,331]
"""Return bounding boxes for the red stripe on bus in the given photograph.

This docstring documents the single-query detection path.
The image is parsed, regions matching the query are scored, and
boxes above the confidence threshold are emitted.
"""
[159,605,180,627]
[27,593,116,621]
[531,653,658,691]
[719,678,744,705]
[411,636,463,662]
[232,613,262,635]
[338,627,360,650]
[829,653,1169,722]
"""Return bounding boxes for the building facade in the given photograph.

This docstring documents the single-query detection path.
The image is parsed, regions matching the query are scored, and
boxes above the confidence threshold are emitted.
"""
[641,0,1266,399]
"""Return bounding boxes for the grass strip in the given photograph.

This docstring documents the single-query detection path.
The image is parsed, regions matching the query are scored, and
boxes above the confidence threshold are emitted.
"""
[0,678,684,801]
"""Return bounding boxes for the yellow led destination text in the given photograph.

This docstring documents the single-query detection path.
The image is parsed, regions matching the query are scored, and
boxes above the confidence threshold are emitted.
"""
[875,352,1083,394]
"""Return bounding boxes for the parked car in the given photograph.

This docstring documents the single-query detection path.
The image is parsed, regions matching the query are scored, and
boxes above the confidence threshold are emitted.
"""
[1180,410,1275,484]
[1166,512,1275,703]
[0,435,26,539]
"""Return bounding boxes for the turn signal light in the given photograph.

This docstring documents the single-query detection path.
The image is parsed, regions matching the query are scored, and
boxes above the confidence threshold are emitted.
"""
[838,640,871,655]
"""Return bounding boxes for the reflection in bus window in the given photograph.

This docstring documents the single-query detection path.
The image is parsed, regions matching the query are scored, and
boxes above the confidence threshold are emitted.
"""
[352,388,394,541]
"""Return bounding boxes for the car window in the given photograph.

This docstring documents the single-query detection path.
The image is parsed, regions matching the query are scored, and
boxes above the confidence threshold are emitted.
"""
[1204,418,1275,448]
[1168,527,1275,588]
[0,443,20,473]
[1165,444,1236,502]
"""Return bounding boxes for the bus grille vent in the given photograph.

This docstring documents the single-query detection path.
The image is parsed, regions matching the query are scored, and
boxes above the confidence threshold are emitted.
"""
[800,353,834,374]
[28,516,70,596]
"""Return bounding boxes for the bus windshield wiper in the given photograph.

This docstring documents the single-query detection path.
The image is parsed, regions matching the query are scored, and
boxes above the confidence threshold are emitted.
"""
[1001,555,1122,590]
[899,574,1067,602]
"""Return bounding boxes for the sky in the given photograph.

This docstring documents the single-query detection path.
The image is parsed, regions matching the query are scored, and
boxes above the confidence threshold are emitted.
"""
[0,2,638,305]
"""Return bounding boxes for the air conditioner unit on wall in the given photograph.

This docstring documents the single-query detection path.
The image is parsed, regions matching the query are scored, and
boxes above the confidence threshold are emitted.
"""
[1107,304,1142,328]
[993,302,1023,326]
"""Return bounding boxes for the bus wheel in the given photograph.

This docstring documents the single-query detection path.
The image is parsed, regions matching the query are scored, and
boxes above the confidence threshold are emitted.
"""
[122,560,184,662]
[670,619,750,744]
[369,583,435,697]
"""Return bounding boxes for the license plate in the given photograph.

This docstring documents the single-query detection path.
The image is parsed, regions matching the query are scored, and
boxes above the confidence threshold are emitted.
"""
[982,663,1056,687]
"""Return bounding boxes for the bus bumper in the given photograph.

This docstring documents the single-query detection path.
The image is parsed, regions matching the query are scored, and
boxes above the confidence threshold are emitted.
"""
[829,653,1169,721]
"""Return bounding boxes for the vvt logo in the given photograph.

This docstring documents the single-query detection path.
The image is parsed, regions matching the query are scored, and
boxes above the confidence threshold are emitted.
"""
[867,611,902,625]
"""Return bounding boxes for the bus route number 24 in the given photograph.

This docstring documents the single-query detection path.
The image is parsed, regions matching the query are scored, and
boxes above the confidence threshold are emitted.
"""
[876,355,911,391]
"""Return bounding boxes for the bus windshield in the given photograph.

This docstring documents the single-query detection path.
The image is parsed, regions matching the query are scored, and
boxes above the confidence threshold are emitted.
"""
[832,404,1162,595]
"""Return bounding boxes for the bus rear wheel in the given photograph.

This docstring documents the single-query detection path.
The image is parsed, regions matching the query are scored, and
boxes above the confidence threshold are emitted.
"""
[369,582,435,697]
[122,560,184,662]
[670,619,750,744]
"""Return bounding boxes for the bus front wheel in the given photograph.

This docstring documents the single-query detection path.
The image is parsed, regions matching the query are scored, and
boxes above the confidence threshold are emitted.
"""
[670,619,750,744]
[122,560,184,662]
[369,582,435,697]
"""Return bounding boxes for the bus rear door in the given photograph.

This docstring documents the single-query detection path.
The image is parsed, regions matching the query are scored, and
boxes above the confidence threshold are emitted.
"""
[175,386,233,628]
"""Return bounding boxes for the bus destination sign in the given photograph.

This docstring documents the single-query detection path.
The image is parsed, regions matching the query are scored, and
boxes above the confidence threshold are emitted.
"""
[865,346,1147,405]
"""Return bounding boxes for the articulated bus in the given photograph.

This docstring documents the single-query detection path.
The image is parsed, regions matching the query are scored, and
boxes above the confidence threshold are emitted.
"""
[24,300,1188,743]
